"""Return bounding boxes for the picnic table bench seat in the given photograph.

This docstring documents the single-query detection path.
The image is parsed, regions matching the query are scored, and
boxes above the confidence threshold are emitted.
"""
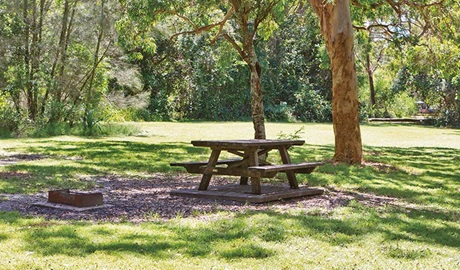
[171,160,324,178]
[170,159,240,174]
[248,161,324,174]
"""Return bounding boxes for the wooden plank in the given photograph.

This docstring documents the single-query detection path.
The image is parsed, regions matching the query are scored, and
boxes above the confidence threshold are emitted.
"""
[248,162,324,172]
[292,167,316,174]
[170,159,240,167]
[368,118,424,123]
[173,165,277,178]
[191,139,305,148]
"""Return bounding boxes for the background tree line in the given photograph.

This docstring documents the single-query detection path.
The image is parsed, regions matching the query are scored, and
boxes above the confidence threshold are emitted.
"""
[0,0,458,137]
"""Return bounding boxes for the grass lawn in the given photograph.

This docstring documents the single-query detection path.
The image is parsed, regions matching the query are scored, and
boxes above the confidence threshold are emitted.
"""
[0,122,459,269]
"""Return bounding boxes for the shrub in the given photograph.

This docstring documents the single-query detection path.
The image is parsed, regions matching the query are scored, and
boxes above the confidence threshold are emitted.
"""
[388,92,418,118]
[293,89,332,122]
[31,122,77,137]
[265,102,295,122]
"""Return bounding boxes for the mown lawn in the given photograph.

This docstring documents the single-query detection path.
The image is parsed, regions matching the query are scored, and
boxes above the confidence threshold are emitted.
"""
[0,122,459,269]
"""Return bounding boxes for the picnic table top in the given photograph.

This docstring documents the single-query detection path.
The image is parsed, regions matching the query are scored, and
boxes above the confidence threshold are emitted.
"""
[191,139,305,148]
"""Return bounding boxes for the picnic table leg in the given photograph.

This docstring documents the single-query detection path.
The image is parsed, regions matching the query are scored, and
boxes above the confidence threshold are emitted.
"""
[278,146,299,189]
[248,150,261,195]
[198,150,221,190]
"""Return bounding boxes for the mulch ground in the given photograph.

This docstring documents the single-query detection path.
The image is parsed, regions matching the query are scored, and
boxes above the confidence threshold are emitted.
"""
[0,173,398,223]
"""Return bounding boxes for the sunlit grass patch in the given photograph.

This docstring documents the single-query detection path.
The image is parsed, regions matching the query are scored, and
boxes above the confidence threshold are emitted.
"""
[0,172,95,194]
[217,240,275,259]
[1,202,460,269]
[382,241,434,260]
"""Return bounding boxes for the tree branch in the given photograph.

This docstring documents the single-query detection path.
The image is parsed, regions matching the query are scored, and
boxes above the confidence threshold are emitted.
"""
[210,6,235,45]
[223,32,245,60]
[170,8,235,42]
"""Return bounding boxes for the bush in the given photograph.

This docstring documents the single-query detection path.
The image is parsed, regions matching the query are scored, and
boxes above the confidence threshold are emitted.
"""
[388,93,418,118]
[0,95,18,137]
[31,122,78,137]
[98,123,141,136]
[0,111,18,137]
[436,102,460,127]
[293,89,332,122]
[265,102,295,122]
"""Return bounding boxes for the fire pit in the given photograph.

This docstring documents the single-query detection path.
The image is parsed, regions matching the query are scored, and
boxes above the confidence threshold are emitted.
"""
[48,189,104,207]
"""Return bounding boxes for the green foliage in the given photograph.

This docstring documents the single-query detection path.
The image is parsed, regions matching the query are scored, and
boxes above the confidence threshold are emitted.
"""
[265,102,295,122]
[276,126,305,140]
[400,37,460,126]
[294,89,332,122]
[82,110,102,136]
[0,0,115,133]
[31,122,77,138]
[115,3,332,123]
[262,11,332,122]
[80,109,140,137]
[0,94,18,137]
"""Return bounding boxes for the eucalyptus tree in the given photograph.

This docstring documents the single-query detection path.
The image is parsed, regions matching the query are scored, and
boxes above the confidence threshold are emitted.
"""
[351,0,450,111]
[1,0,117,129]
[0,0,51,121]
[308,0,363,164]
[307,0,452,164]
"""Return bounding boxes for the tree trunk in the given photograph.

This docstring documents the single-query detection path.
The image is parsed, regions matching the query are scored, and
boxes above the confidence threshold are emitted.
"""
[227,0,266,139]
[247,51,266,140]
[309,0,363,164]
[23,0,33,120]
[29,0,40,120]
[366,53,376,108]
[86,0,105,112]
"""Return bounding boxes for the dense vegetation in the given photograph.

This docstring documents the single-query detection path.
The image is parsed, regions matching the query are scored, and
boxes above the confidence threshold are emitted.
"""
[0,1,458,137]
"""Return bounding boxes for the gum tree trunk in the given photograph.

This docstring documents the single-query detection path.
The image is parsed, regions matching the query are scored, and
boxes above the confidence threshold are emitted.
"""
[227,0,266,139]
[366,53,376,107]
[309,0,363,164]
[247,48,266,140]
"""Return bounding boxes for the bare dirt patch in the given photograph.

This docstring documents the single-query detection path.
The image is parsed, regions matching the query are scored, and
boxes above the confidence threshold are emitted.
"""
[0,173,401,222]
[0,154,48,166]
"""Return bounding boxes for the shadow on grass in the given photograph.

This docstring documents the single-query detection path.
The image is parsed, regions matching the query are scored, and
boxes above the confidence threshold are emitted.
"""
[19,213,276,260]
[2,141,459,209]
[7,141,209,175]
[1,140,458,261]
[1,141,211,193]
[4,201,458,260]
[294,145,460,210]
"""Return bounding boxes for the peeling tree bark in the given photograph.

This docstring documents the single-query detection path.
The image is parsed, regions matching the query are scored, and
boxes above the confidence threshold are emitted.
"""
[309,0,363,164]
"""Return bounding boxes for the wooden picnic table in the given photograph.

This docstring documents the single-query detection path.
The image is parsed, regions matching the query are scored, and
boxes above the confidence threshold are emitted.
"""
[171,139,323,195]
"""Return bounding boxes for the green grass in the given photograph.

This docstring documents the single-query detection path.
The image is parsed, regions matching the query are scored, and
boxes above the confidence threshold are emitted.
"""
[0,122,459,269]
